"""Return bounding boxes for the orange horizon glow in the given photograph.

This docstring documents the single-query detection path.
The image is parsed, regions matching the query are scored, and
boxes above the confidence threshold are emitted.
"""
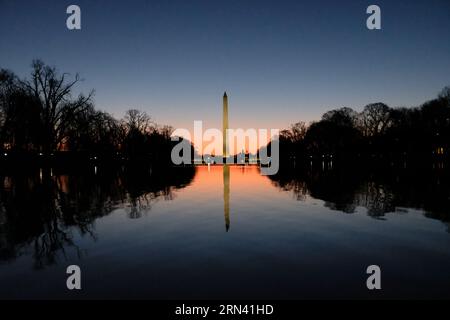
[173,127,277,155]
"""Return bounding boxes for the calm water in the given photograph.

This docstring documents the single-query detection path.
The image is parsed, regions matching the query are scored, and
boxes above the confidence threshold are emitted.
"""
[0,164,450,299]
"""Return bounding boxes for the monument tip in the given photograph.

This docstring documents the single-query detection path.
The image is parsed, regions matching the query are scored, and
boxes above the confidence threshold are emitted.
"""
[223,91,227,97]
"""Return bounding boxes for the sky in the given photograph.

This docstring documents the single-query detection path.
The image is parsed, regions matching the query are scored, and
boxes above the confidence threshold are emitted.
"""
[1,0,450,135]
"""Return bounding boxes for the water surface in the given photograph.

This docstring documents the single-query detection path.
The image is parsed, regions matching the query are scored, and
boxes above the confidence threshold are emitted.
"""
[0,165,449,299]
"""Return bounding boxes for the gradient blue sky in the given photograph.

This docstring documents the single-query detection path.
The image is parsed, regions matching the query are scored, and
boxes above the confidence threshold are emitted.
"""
[1,0,449,131]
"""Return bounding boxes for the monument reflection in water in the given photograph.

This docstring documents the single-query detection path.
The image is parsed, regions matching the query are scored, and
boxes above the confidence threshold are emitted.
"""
[223,165,230,232]
[0,163,450,299]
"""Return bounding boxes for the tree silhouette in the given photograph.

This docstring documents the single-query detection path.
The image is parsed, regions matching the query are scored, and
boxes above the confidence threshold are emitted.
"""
[2,61,449,166]
[269,87,449,165]
[20,60,94,153]
[0,61,181,164]
[359,103,392,137]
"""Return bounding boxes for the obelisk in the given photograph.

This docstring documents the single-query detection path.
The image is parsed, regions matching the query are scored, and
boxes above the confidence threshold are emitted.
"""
[223,92,229,159]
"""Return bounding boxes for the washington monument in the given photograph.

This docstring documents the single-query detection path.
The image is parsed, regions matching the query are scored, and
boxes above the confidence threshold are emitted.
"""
[223,92,229,158]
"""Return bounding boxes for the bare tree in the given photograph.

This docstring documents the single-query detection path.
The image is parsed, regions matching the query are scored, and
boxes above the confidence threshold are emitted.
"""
[322,107,358,128]
[20,60,94,152]
[0,68,42,151]
[438,86,450,102]
[280,121,307,143]
[123,109,153,134]
[0,70,17,134]
[359,103,392,136]
[0,70,13,133]
[157,125,174,139]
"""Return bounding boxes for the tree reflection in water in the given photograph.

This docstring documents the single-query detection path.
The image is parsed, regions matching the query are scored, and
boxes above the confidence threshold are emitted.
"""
[270,162,450,225]
[0,165,195,268]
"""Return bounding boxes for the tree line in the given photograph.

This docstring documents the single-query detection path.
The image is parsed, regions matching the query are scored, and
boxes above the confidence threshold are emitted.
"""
[275,87,450,164]
[0,60,184,165]
[2,60,449,166]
